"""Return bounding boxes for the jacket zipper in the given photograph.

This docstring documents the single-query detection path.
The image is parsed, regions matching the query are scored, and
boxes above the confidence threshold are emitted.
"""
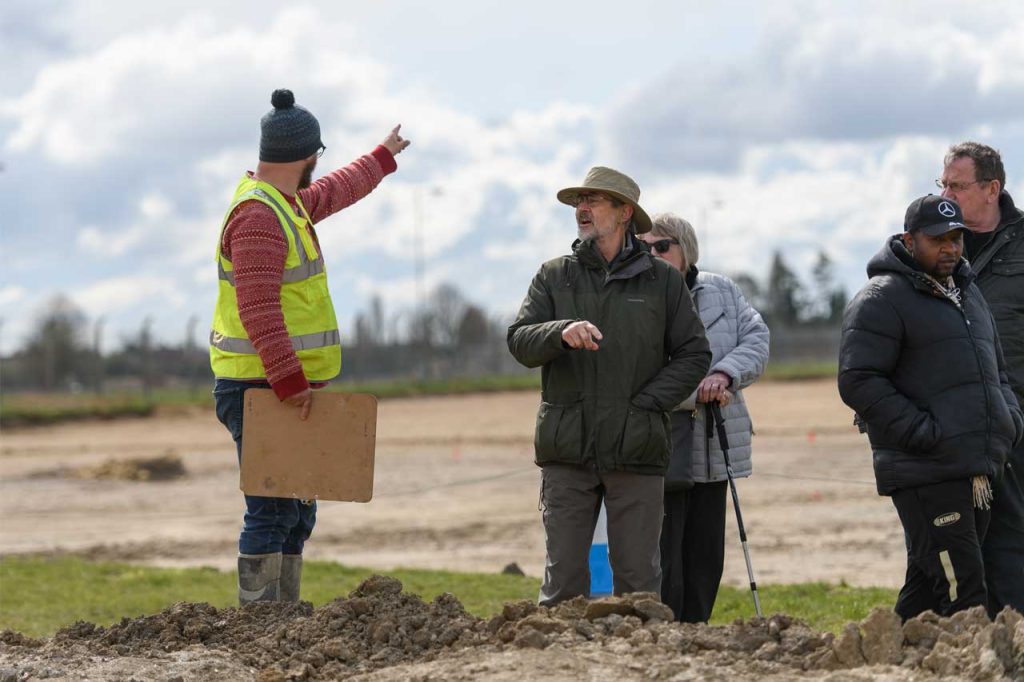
[959,299,992,463]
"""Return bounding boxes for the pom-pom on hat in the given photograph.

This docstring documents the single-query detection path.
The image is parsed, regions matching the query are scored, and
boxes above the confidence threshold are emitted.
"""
[259,89,323,163]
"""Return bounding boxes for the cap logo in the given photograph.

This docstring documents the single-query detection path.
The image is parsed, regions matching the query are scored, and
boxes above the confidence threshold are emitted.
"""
[938,201,957,218]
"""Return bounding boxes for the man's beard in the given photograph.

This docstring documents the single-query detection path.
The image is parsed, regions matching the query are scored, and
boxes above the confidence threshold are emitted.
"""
[298,158,317,189]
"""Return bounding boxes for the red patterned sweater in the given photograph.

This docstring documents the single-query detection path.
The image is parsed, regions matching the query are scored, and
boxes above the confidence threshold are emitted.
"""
[220,145,397,400]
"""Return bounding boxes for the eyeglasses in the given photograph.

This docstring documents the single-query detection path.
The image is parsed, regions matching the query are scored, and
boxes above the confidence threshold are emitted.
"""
[647,238,678,254]
[317,144,327,158]
[934,178,986,193]
[571,192,610,208]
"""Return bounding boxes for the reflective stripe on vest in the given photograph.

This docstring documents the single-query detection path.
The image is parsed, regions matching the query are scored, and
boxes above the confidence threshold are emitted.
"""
[210,329,341,355]
[248,188,308,264]
[218,258,325,285]
[215,187,324,285]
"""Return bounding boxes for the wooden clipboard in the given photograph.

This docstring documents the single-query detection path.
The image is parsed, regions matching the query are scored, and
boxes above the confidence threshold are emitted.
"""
[240,388,376,502]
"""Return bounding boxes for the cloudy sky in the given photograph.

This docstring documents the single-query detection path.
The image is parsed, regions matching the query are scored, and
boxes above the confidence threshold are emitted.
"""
[2,0,1023,355]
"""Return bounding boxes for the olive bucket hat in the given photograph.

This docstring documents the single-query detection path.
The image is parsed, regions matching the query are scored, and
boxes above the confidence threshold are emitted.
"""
[556,166,653,234]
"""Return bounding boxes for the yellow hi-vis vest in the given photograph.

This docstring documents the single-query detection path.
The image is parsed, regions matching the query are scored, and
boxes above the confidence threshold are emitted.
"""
[209,175,341,382]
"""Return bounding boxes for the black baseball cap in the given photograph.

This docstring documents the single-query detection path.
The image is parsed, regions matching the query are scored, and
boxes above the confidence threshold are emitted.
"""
[904,195,968,236]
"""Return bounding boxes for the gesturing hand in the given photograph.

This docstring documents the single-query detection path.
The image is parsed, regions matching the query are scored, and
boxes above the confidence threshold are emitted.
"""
[562,321,603,351]
[283,388,313,421]
[382,124,411,156]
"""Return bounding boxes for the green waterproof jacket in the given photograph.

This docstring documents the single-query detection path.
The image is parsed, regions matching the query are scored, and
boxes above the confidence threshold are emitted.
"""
[507,236,711,475]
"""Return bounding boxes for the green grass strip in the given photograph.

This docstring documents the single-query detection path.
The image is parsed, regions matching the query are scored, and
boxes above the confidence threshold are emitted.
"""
[2,363,839,428]
[0,556,894,638]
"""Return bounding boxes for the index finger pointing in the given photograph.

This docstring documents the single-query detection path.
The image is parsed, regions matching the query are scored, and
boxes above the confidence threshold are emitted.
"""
[392,124,402,135]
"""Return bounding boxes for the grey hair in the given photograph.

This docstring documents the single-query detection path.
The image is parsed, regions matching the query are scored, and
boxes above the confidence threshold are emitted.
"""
[651,212,699,267]
[945,141,1005,191]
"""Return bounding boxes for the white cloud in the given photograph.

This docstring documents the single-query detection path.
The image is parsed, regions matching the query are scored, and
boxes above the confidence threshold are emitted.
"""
[71,275,183,317]
[3,1,1024,356]
[139,194,172,220]
[0,285,26,306]
[77,225,146,258]
[605,10,1024,174]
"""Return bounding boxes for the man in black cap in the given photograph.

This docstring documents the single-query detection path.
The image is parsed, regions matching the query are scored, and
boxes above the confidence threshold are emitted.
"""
[210,89,409,605]
[507,166,710,605]
[938,142,1024,616]
[839,195,1023,620]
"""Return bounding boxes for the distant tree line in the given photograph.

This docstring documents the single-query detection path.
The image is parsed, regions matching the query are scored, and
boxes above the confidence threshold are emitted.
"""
[0,295,208,394]
[0,250,845,392]
[730,250,847,328]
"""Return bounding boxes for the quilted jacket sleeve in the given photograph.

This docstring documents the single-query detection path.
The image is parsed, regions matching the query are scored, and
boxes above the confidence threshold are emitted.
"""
[838,281,942,452]
[711,278,770,391]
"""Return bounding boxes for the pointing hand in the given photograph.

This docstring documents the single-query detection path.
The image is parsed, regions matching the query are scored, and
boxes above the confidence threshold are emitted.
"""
[382,124,411,156]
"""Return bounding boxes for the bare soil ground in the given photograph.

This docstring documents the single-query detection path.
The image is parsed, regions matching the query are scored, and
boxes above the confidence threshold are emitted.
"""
[3,576,1022,681]
[0,379,905,586]
[3,380,1024,680]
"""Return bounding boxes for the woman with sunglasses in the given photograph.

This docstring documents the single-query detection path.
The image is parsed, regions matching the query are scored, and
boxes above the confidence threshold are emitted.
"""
[639,212,770,623]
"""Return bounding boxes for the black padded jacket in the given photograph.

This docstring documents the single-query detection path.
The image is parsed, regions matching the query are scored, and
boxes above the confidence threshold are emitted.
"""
[838,236,1024,495]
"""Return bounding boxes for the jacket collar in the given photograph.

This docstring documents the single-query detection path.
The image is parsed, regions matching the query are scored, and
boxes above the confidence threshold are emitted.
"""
[572,233,654,282]
[997,190,1023,231]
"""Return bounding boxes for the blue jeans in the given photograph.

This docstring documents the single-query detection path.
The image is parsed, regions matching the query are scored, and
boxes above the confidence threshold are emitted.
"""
[213,378,315,555]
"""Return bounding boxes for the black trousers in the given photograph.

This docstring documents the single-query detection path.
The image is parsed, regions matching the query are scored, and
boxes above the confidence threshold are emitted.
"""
[891,478,990,621]
[660,480,728,623]
[983,454,1024,616]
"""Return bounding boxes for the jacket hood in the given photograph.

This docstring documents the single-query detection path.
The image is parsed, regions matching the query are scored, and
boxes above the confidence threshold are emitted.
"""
[867,234,975,289]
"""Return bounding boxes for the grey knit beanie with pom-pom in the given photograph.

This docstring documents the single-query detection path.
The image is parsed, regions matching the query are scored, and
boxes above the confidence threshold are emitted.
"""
[259,89,323,163]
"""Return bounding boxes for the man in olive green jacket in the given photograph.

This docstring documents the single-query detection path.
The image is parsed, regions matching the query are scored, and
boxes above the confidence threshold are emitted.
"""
[508,166,711,605]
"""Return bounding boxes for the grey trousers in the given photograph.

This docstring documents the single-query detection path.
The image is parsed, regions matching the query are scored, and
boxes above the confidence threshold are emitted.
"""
[538,463,664,606]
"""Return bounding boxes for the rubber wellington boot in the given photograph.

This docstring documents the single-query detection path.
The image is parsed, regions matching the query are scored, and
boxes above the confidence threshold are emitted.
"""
[280,554,303,602]
[238,552,282,604]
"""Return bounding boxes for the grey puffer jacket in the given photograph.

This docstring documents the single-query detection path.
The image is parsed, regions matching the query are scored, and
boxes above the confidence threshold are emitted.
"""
[679,270,770,483]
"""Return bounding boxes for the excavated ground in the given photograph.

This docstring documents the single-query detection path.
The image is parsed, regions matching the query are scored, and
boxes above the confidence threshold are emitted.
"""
[2,576,1022,681]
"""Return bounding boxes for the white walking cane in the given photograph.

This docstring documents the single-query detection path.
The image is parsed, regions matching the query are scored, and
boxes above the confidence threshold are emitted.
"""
[710,402,763,618]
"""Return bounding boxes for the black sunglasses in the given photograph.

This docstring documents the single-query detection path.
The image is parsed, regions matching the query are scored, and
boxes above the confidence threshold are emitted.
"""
[648,238,678,254]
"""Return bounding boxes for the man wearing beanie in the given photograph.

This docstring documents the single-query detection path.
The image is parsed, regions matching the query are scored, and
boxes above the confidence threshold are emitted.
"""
[210,89,410,605]
[838,195,1023,620]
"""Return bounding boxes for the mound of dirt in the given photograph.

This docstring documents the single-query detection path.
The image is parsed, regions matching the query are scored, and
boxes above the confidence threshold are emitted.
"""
[68,453,187,481]
[1,577,1022,681]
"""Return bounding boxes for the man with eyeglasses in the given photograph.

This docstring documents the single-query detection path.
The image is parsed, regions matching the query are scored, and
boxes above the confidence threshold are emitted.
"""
[508,166,710,605]
[210,89,410,605]
[938,142,1024,615]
